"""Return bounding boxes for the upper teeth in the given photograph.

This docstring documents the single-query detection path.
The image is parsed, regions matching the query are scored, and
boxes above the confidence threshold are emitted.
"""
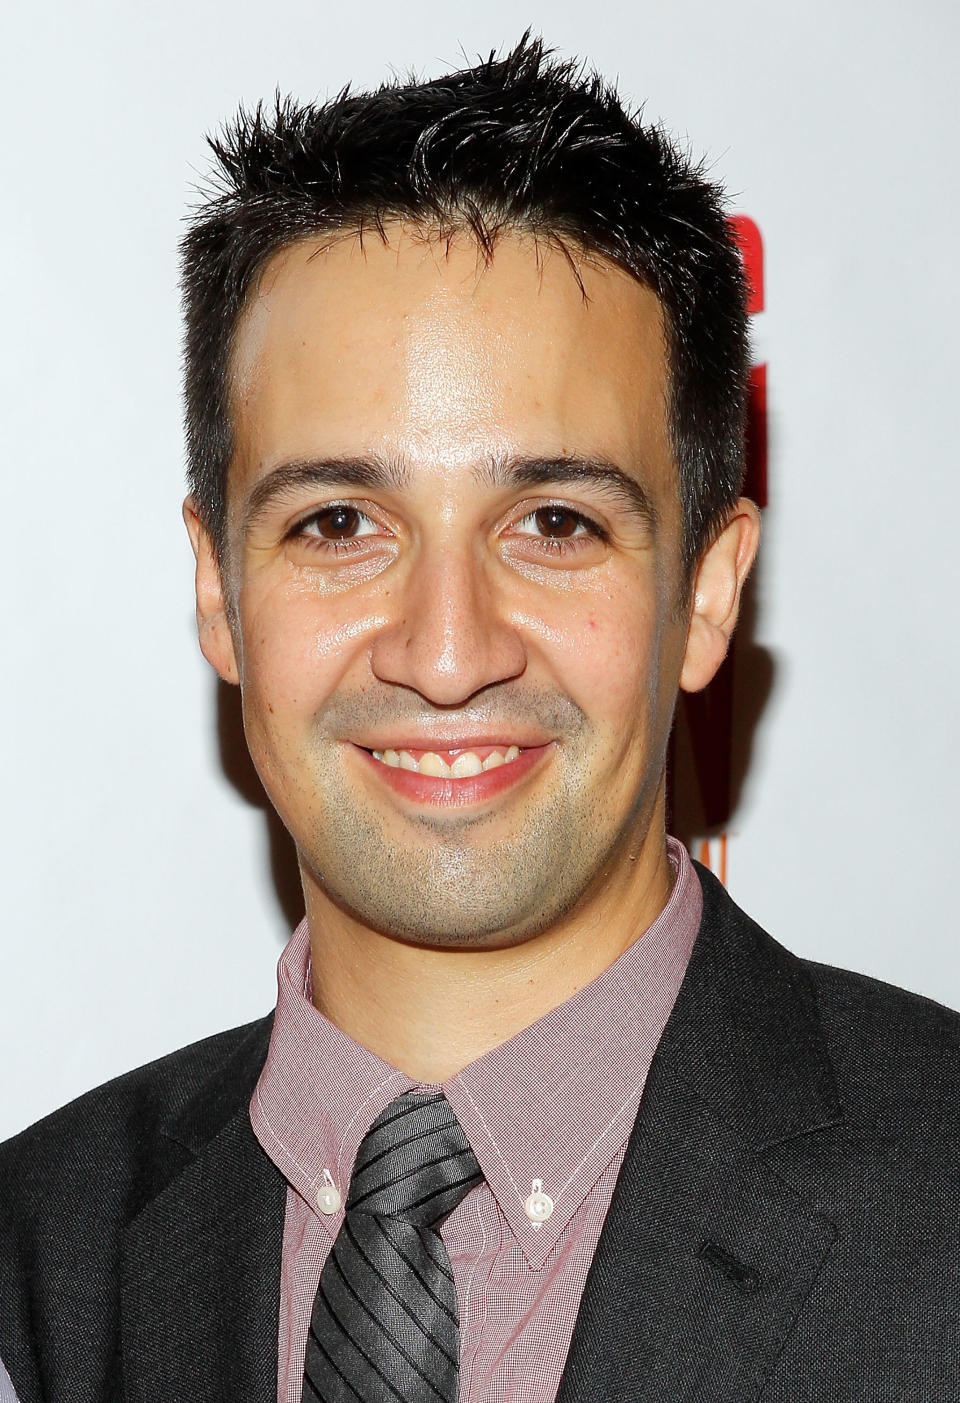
[372,746,521,777]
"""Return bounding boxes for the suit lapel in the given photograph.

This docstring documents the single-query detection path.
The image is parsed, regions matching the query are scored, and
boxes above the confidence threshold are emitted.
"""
[557,865,844,1403]
[120,1019,286,1403]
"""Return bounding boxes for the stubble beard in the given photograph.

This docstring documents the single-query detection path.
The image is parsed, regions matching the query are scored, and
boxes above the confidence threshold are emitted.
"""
[295,740,656,950]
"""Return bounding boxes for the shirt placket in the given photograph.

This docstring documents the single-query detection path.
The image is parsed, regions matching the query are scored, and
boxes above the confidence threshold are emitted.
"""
[445,1182,504,1403]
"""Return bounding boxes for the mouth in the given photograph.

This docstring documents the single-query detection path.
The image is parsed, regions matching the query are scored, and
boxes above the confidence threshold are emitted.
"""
[353,741,553,806]
[371,743,522,777]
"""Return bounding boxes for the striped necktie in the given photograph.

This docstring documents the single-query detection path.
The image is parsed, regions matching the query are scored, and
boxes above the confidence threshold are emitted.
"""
[302,1089,484,1402]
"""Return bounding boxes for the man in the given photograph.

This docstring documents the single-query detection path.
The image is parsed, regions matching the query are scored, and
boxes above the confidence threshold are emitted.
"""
[2,34,959,1403]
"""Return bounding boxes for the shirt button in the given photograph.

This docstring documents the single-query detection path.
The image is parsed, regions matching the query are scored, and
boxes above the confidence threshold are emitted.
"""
[524,1179,554,1226]
[317,1169,342,1215]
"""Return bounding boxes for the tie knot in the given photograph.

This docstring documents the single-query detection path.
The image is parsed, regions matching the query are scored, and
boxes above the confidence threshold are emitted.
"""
[345,1090,483,1227]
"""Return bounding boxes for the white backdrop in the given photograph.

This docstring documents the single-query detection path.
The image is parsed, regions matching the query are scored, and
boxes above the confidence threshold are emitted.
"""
[2,0,958,1142]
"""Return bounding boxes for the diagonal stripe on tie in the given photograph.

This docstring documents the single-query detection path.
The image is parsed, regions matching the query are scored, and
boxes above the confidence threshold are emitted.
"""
[350,1150,479,1213]
[302,1090,484,1403]
[341,1217,458,1363]
[353,1122,458,1179]
[373,1218,458,1318]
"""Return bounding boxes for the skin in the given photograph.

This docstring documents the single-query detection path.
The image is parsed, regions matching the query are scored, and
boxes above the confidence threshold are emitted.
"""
[185,227,760,1082]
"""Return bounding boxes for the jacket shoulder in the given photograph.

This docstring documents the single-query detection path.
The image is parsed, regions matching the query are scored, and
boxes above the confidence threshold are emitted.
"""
[695,861,960,1161]
[0,1017,274,1401]
[799,955,960,1155]
[0,1014,273,1222]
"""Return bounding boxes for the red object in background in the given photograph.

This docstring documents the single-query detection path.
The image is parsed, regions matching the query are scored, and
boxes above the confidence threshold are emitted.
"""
[729,215,764,314]
[744,362,767,508]
[731,215,767,508]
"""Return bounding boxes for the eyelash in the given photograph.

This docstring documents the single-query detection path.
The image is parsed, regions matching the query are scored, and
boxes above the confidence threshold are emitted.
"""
[513,506,608,553]
[287,502,608,556]
[290,505,380,556]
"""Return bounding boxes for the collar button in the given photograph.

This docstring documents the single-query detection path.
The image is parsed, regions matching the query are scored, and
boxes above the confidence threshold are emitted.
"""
[524,1179,554,1226]
[317,1169,342,1215]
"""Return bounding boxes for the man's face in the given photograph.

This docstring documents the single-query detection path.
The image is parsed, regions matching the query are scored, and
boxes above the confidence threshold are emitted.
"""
[208,229,695,948]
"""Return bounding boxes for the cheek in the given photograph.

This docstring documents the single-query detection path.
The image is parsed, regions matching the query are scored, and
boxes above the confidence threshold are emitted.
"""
[236,573,383,730]
[521,581,666,732]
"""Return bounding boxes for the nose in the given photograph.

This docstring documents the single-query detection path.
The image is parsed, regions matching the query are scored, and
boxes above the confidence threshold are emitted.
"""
[369,545,527,705]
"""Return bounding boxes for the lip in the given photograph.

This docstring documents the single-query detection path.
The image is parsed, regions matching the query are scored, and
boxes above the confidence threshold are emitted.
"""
[352,741,555,807]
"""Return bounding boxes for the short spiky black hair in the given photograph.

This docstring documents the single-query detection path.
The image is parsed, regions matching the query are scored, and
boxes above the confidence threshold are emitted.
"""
[180,34,748,574]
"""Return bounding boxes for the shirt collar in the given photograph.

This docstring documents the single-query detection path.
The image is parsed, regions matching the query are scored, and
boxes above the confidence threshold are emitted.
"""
[251,836,701,1269]
[250,927,414,1225]
[443,837,700,1266]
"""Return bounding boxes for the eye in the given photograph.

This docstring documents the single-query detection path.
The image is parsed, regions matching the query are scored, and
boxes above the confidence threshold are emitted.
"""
[512,505,604,541]
[298,505,380,540]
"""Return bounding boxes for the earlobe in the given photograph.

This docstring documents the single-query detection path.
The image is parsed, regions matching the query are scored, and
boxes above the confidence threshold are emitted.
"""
[182,497,241,686]
[679,498,761,694]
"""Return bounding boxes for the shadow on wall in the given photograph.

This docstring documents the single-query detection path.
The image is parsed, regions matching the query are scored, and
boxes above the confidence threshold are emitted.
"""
[668,344,778,858]
[216,680,306,934]
[668,563,777,855]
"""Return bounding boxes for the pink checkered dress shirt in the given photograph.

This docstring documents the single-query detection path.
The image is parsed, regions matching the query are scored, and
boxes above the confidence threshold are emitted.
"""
[250,836,701,1403]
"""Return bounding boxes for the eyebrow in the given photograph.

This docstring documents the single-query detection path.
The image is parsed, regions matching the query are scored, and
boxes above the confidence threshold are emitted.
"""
[476,456,658,530]
[243,456,410,533]
[242,452,658,534]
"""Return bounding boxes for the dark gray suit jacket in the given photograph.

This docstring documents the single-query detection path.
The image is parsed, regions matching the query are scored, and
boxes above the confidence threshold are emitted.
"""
[3,865,960,1401]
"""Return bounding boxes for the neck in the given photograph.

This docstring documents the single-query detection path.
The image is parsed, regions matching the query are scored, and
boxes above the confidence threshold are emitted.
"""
[302,807,675,1084]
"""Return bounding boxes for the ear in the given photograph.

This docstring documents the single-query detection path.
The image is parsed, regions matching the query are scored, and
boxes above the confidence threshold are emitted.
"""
[679,498,761,694]
[182,497,240,685]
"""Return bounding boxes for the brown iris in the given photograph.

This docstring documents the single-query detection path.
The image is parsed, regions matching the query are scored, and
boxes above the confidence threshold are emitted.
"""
[312,506,364,538]
[532,506,582,537]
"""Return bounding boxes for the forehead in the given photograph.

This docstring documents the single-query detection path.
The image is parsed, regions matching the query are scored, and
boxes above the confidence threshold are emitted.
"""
[229,226,673,496]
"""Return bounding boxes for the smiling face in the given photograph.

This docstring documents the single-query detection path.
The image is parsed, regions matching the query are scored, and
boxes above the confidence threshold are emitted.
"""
[188,228,742,950]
